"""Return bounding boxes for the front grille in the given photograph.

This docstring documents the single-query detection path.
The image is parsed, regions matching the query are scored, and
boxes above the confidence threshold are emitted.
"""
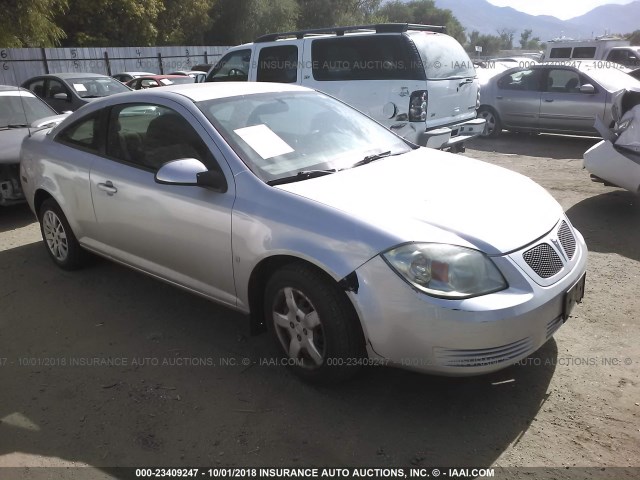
[558,221,576,260]
[435,337,533,367]
[523,243,563,278]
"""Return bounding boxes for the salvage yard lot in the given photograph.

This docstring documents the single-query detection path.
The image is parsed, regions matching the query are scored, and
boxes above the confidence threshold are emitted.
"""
[0,133,638,473]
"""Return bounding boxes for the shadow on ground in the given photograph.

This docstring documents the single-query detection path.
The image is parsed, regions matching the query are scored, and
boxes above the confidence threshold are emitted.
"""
[567,189,640,262]
[0,203,34,234]
[0,242,557,472]
[468,133,600,160]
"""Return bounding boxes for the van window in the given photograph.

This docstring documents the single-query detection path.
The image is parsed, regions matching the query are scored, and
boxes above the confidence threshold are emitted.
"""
[311,36,425,81]
[572,47,596,59]
[257,45,298,83]
[410,33,475,79]
[549,48,572,59]
[207,49,251,82]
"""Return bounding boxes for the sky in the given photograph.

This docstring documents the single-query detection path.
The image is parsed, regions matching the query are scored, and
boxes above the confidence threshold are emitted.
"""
[486,0,636,20]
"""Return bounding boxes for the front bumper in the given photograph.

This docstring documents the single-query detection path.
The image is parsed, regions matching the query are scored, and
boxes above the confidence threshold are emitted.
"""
[349,222,588,376]
[410,118,486,150]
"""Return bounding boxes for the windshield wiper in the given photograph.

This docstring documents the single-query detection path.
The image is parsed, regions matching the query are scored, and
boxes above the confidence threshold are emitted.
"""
[267,169,337,186]
[348,151,392,169]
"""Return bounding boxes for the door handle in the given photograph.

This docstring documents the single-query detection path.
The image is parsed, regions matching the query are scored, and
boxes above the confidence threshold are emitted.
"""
[496,96,503,100]
[97,181,118,195]
[544,99,554,102]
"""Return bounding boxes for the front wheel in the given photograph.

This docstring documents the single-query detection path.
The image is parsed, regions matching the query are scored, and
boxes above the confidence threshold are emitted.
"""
[478,107,502,138]
[264,263,366,383]
[38,198,86,270]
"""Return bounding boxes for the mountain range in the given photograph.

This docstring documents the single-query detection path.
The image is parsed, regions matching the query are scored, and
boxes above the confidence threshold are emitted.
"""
[427,0,640,41]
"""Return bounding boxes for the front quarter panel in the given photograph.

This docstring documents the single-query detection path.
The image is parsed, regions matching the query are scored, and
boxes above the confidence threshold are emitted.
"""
[231,171,404,312]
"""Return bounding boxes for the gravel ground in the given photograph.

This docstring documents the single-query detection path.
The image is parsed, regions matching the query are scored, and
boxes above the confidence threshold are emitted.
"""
[0,132,638,478]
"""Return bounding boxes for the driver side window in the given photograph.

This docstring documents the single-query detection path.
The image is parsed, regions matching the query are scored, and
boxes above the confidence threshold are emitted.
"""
[106,104,217,172]
[206,49,251,82]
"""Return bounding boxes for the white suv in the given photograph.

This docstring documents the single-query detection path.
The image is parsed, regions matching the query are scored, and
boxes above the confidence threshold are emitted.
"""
[205,24,485,151]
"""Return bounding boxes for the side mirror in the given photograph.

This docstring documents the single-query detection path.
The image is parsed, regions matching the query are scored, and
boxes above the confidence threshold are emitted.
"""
[155,158,227,192]
[53,92,70,101]
[580,84,595,94]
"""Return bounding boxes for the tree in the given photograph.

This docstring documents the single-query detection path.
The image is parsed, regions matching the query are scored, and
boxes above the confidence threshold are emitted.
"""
[207,0,299,45]
[496,28,515,50]
[520,29,532,49]
[627,30,640,46]
[378,0,466,44]
[0,0,67,47]
[57,0,163,46]
[297,0,382,29]
[157,0,217,45]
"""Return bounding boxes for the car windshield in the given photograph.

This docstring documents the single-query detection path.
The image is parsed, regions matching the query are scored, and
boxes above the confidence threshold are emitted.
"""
[197,92,412,183]
[0,92,57,127]
[68,77,130,97]
[583,65,640,91]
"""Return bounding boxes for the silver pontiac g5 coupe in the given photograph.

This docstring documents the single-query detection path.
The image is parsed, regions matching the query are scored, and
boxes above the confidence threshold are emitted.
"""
[20,83,587,383]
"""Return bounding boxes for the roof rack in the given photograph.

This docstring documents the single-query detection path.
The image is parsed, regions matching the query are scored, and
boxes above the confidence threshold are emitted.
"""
[254,23,446,43]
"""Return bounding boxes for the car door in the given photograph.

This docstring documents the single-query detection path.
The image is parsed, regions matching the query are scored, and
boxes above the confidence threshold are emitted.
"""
[45,78,75,113]
[539,67,607,134]
[88,101,237,306]
[493,68,543,131]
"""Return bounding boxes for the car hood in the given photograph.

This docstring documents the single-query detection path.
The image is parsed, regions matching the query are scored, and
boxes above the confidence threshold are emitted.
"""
[0,114,68,164]
[276,149,563,255]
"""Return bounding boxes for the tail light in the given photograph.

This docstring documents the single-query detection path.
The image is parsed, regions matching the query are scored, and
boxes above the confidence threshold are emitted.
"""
[409,90,428,122]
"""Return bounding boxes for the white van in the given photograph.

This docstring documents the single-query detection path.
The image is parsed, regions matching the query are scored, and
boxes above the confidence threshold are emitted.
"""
[205,24,485,151]
[544,38,640,68]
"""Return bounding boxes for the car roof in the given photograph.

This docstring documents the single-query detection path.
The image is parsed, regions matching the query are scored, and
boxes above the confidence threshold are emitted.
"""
[136,82,311,102]
[0,85,33,94]
[113,72,154,75]
[135,75,194,80]
[33,73,112,79]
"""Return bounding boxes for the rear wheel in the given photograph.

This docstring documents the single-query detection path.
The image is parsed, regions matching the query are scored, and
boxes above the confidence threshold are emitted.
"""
[478,107,502,138]
[264,263,365,383]
[38,198,86,270]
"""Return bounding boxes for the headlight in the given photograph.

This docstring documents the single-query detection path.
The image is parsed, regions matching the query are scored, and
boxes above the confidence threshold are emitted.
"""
[382,243,507,299]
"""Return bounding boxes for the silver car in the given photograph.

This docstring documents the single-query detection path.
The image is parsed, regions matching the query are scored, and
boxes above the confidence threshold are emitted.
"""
[20,83,587,382]
[478,60,640,137]
[0,85,67,206]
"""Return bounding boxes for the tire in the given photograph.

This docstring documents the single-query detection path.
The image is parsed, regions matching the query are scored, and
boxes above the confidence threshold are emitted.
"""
[38,198,86,270]
[478,107,502,138]
[264,263,366,383]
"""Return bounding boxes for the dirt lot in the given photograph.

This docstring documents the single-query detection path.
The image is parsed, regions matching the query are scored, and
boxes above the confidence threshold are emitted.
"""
[0,132,638,478]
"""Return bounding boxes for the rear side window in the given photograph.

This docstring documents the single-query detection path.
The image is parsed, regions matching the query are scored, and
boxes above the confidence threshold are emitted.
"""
[311,35,425,81]
[257,45,298,83]
[549,48,572,59]
[572,47,596,59]
[497,69,542,91]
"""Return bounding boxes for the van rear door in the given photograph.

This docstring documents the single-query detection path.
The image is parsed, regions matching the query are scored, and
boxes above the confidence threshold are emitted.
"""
[301,34,425,127]
[409,32,479,130]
